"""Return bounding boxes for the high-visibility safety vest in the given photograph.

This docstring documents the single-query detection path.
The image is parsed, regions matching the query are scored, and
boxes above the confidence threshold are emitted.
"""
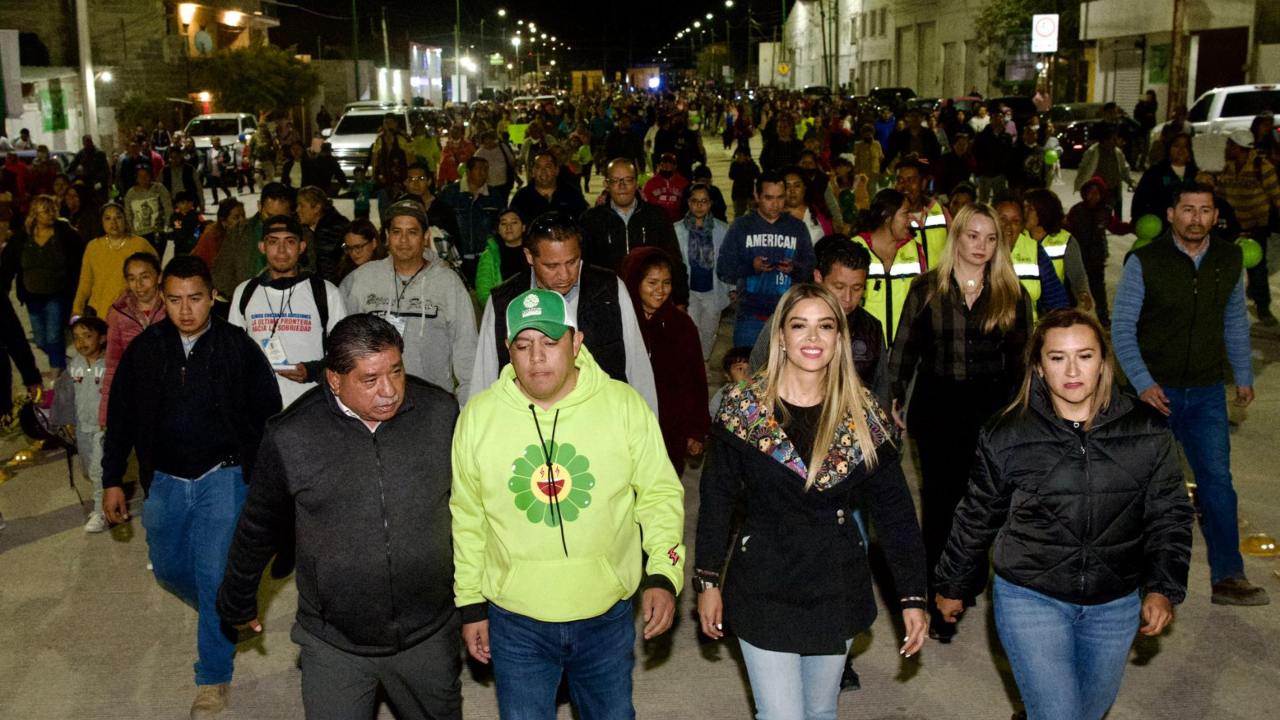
[911,201,949,269]
[1012,231,1042,318]
[1039,229,1071,283]
[852,234,926,345]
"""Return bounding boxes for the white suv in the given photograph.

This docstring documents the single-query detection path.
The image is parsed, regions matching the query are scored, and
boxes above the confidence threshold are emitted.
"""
[1153,84,1280,143]
[325,107,422,176]
[183,113,258,152]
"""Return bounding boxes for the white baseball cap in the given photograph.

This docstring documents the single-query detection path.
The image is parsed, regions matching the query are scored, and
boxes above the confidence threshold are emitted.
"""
[1226,128,1254,149]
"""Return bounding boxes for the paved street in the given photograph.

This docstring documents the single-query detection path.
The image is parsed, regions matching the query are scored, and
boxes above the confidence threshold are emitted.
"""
[2,138,1280,719]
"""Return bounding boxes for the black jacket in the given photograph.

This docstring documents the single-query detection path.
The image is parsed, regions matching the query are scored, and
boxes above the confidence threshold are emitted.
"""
[306,205,351,284]
[579,200,689,305]
[217,379,459,656]
[934,377,1193,606]
[695,383,926,654]
[101,317,282,490]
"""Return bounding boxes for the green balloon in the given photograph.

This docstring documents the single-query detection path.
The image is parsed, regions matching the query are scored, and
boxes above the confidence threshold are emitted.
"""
[1043,148,1060,165]
[1131,236,1153,252]
[1238,237,1263,269]
[1134,214,1163,241]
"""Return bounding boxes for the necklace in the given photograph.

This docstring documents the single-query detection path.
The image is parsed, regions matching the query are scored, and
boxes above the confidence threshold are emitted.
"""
[106,236,128,250]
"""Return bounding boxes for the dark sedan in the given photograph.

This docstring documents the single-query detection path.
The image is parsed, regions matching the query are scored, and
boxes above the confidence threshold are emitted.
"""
[1050,103,1143,168]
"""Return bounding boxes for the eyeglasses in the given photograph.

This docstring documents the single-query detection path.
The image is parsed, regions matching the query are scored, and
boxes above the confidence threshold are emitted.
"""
[606,177,637,187]
[343,240,373,254]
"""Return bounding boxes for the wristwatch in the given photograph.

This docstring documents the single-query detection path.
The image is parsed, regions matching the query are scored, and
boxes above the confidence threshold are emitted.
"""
[692,572,720,593]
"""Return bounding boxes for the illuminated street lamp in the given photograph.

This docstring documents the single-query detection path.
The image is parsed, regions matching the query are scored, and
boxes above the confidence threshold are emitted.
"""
[497,8,506,17]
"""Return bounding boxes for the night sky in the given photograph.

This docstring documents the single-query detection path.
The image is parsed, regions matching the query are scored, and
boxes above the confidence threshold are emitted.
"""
[271,0,785,72]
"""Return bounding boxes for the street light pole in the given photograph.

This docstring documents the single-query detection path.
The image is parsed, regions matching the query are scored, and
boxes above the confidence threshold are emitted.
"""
[454,0,461,103]
[74,0,98,144]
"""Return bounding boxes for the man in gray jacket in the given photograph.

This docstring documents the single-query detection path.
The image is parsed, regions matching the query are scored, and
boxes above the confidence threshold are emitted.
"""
[340,200,477,403]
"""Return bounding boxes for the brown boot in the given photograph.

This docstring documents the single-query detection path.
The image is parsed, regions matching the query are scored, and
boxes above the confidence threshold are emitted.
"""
[1211,576,1271,606]
[190,683,229,719]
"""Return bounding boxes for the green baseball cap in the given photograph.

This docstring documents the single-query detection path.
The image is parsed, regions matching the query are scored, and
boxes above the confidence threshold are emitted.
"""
[505,288,575,343]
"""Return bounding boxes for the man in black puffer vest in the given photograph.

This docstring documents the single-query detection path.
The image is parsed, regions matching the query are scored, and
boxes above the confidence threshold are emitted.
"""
[470,211,659,414]
[218,314,462,719]
[1112,181,1267,607]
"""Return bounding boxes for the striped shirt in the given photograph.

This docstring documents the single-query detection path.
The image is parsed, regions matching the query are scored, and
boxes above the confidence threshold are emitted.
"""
[1216,151,1280,231]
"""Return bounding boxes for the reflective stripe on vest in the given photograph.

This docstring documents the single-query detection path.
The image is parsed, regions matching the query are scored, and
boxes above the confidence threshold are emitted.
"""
[1011,232,1042,316]
[1040,229,1071,283]
[854,235,922,345]
[913,202,949,270]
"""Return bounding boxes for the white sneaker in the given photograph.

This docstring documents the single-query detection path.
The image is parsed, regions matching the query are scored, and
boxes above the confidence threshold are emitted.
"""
[84,512,108,533]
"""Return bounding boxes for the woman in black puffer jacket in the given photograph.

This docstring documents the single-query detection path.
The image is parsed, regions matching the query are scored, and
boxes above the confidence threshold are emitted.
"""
[934,308,1193,720]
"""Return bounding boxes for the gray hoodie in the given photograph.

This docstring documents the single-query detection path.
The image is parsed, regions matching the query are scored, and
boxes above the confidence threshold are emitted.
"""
[341,254,478,403]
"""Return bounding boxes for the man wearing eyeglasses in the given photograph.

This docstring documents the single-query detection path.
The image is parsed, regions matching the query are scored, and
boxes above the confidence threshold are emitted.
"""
[579,158,689,306]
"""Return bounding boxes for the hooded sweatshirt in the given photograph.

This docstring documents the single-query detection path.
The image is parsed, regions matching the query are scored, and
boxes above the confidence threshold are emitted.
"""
[451,345,685,624]
[341,254,478,403]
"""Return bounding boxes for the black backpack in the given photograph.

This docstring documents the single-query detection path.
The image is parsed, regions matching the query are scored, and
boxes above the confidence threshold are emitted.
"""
[238,274,330,348]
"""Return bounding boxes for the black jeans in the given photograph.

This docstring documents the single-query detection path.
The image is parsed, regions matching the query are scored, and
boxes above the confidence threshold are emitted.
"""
[292,616,462,720]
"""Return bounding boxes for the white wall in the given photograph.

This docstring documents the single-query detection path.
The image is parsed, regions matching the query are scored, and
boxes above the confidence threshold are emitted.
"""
[1080,0,1256,41]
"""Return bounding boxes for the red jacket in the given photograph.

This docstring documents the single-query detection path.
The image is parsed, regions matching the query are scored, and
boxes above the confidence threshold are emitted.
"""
[101,292,167,426]
[622,247,709,472]
[642,172,690,224]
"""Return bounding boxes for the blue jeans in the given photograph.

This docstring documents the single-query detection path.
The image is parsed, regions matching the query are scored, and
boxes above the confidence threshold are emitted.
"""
[26,295,68,369]
[733,315,767,348]
[488,599,635,720]
[994,576,1139,720]
[738,637,852,720]
[142,465,247,685]
[1164,384,1243,583]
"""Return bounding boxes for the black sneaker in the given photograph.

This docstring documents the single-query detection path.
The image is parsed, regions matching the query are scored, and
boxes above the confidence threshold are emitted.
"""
[839,663,861,692]
[1211,576,1271,606]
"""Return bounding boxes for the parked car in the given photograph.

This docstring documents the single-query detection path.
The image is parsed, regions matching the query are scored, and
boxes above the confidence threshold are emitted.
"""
[183,113,258,155]
[803,85,833,100]
[985,96,1039,129]
[1050,102,1144,169]
[322,106,435,175]
[906,97,940,114]
[1150,84,1280,146]
[869,86,917,114]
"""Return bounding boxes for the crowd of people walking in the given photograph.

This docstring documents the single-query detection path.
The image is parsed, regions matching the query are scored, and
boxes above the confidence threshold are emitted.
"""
[0,85,1277,720]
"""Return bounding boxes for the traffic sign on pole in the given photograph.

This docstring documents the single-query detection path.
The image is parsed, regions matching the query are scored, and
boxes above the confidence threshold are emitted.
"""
[1031,14,1059,54]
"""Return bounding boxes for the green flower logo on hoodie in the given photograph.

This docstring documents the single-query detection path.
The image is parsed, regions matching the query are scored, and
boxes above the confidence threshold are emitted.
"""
[508,442,595,526]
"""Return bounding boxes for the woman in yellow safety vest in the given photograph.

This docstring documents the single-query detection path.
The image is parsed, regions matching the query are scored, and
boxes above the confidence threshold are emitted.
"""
[853,188,926,347]
[888,203,1034,644]
[1023,188,1094,311]
[993,195,1072,321]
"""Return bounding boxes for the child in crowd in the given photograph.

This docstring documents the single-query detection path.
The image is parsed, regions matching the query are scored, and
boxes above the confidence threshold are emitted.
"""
[52,316,109,533]
[167,190,204,257]
[708,346,753,417]
[347,167,374,220]
[1064,176,1114,325]
[727,148,761,219]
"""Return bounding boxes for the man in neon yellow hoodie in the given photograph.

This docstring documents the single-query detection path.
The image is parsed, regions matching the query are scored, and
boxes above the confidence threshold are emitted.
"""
[451,287,685,719]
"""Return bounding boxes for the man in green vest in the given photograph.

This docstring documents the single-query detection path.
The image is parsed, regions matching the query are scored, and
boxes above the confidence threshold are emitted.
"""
[1111,182,1267,607]
[895,157,950,269]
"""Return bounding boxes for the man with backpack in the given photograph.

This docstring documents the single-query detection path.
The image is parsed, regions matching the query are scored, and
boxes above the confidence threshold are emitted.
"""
[229,215,347,407]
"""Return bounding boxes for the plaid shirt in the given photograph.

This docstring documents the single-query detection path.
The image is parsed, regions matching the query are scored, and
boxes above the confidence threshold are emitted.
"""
[1217,150,1280,231]
[889,270,1033,404]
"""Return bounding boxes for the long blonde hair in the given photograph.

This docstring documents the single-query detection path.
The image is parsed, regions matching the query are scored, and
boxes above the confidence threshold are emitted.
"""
[935,203,1022,333]
[1007,308,1115,429]
[761,283,878,489]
